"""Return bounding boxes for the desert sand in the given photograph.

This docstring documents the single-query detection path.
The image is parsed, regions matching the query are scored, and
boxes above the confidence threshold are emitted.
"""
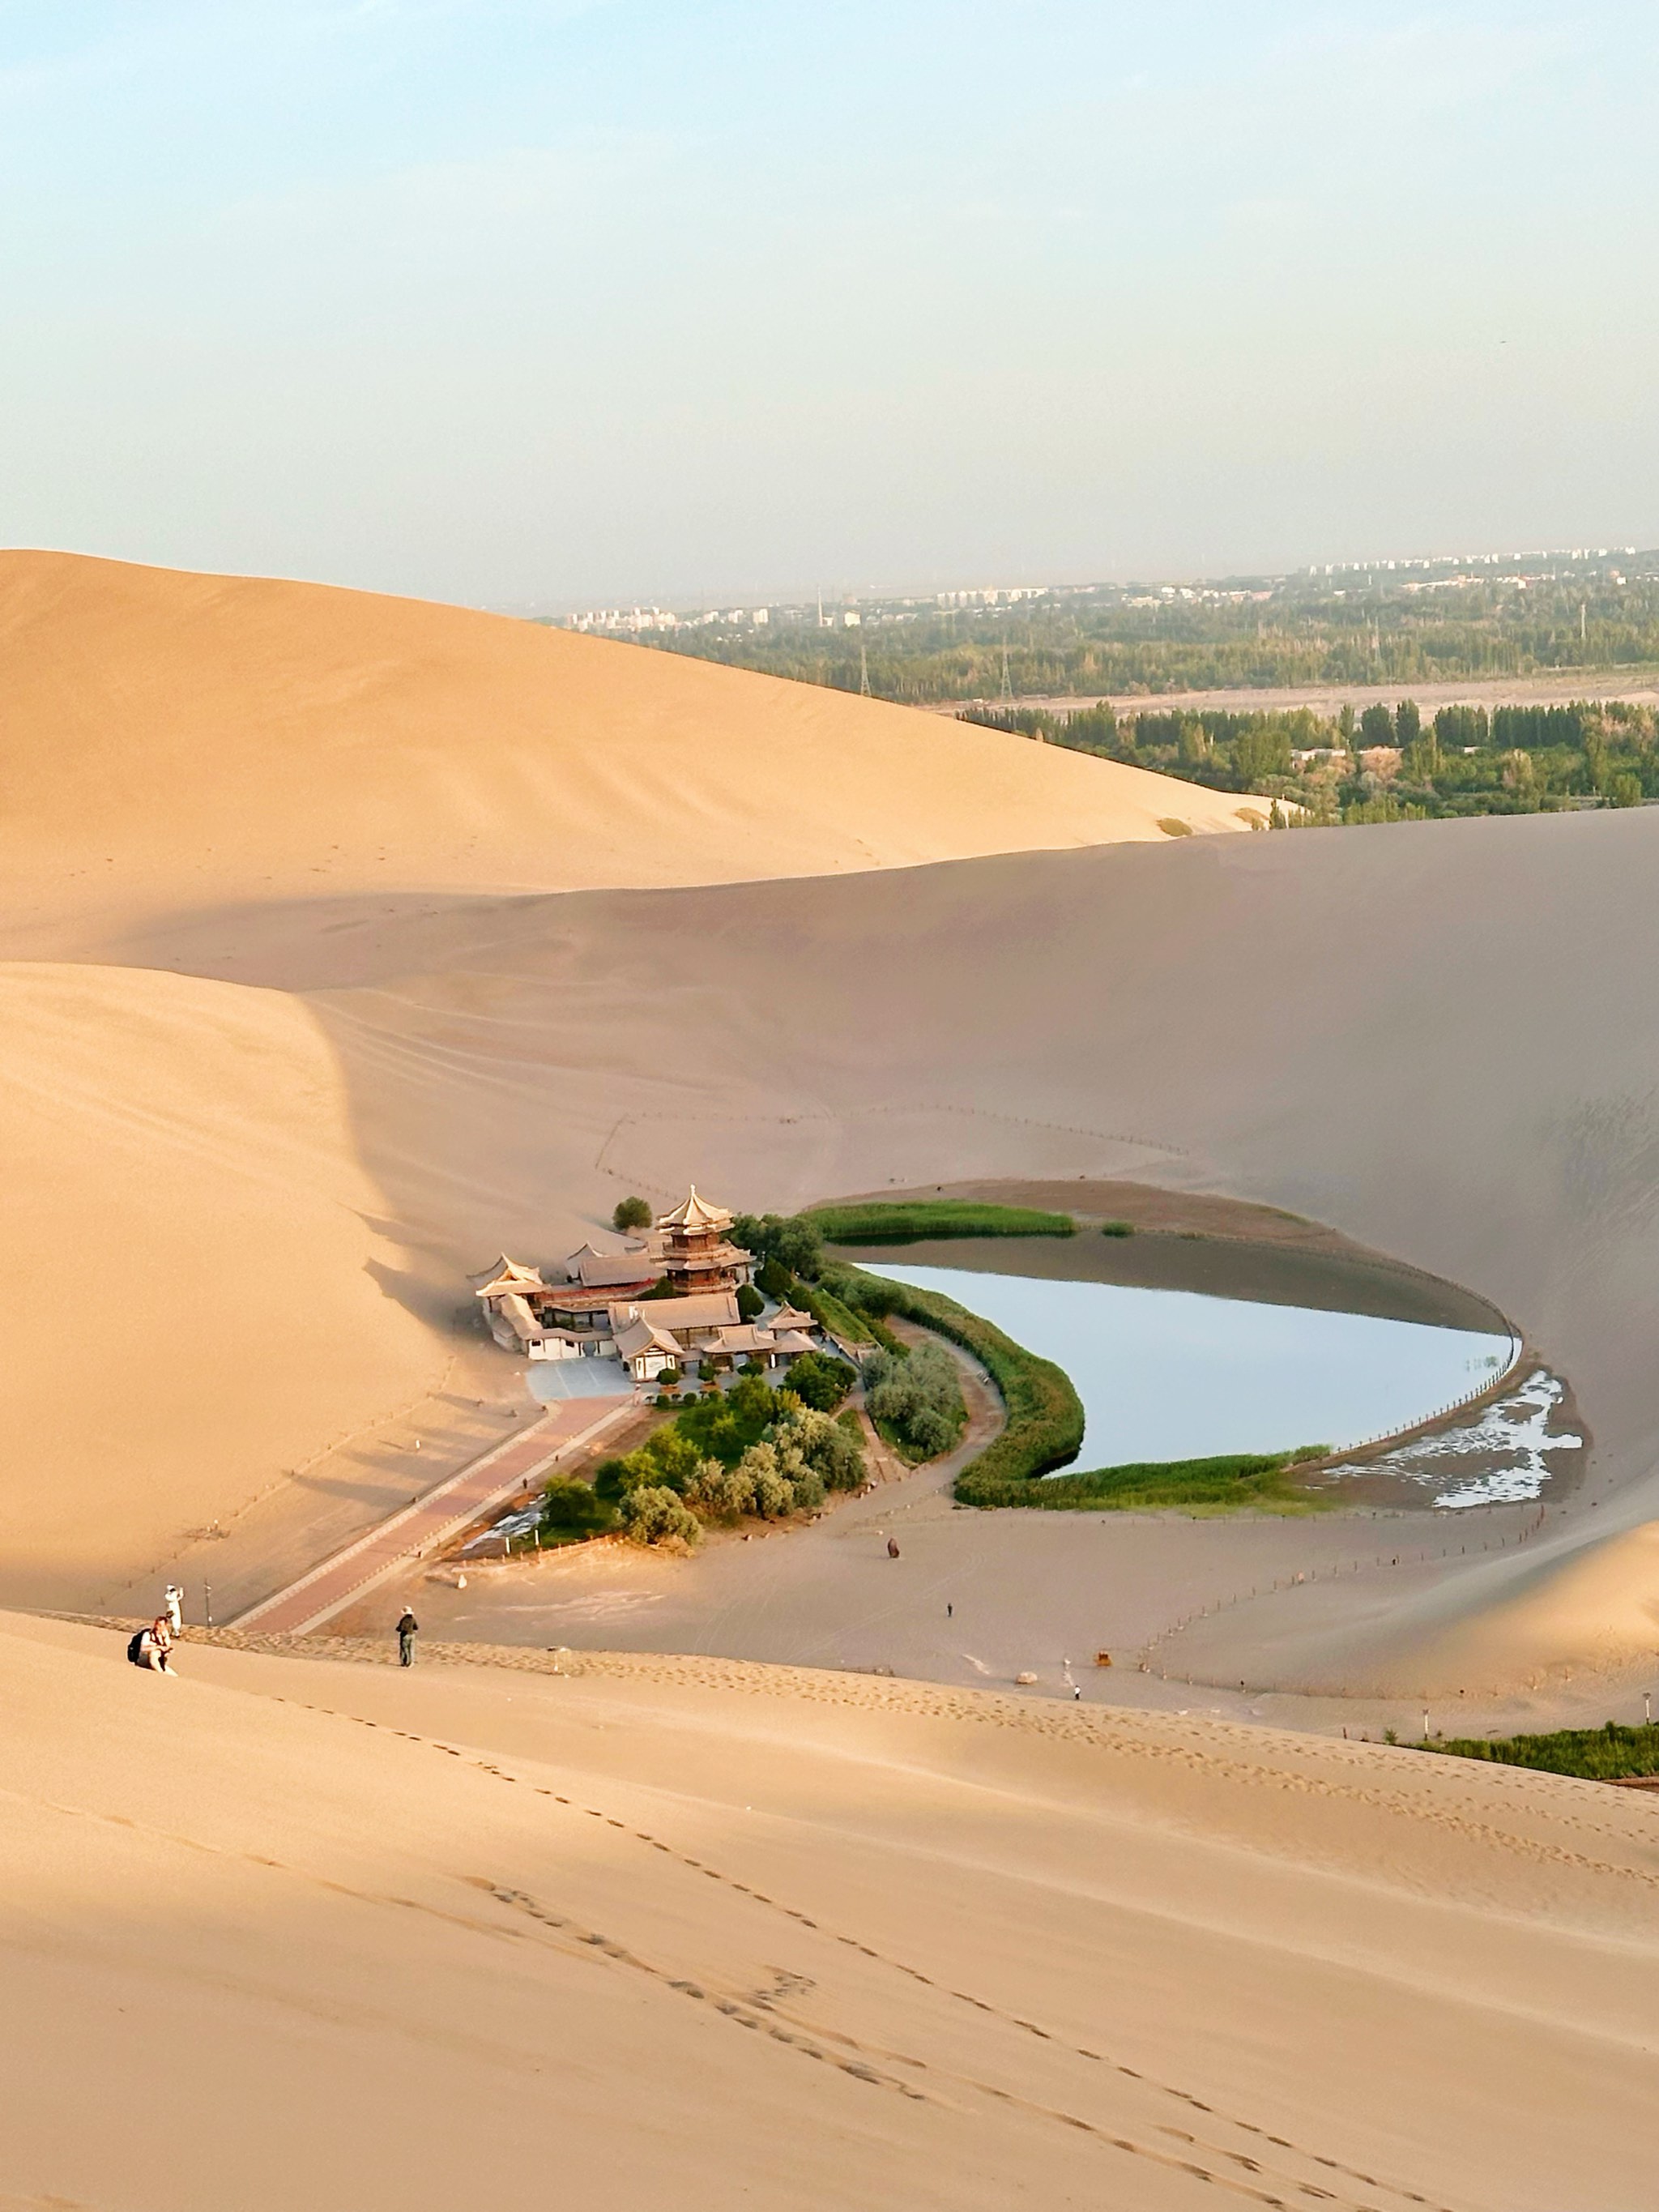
[0,549,1260,966]
[6,553,1659,2206]
[6,1610,1659,2212]
[0,549,1266,1617]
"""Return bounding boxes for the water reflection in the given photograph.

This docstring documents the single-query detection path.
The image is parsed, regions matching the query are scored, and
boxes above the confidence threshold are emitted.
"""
[873,1264,1516,1468]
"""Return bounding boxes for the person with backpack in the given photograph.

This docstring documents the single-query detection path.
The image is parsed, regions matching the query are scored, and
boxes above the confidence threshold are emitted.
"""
[127,1617,176,1674]
[396,1609,419,1667]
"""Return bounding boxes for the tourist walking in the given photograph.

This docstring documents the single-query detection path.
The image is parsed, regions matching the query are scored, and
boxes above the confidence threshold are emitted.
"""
[396,1608,419,1667]
[886,1537,900,1559]
[162,1583,184,1634]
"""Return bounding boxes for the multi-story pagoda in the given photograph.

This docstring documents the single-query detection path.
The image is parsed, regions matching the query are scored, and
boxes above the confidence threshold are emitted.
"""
[655,1188,756,1294]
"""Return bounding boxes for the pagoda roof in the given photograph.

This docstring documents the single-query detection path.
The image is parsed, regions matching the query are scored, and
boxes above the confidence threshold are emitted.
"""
[655,1185,732,1232]
[612,1314,683,1362]
[565,1241,659,1288]
[471,1255,548,1299]
[769,1305,818,1334]
[608,1289,739,1333]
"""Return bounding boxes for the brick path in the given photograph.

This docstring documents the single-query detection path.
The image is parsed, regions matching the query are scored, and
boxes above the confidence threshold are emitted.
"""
[232,1395,635,1634]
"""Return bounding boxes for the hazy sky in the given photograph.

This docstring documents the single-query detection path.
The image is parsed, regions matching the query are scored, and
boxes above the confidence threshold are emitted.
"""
[3,2,1657,606]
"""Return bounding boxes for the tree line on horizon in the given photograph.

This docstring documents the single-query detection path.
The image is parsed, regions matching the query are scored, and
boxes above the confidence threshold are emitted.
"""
[965,695,1659,825]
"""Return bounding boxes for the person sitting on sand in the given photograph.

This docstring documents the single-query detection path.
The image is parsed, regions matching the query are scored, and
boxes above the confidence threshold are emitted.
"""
[396,1609,419,1667]
[130,1617,176,1674]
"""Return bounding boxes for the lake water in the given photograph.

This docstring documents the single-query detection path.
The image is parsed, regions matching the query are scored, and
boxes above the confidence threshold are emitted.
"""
[873,1264,1516,1468]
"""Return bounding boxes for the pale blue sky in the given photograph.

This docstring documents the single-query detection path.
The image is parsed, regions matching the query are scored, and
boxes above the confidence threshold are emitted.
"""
[2,2,1656,605]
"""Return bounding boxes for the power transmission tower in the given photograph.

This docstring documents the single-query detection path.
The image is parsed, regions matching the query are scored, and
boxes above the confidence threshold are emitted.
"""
[859,643,872,696]
[999,647,1013,702]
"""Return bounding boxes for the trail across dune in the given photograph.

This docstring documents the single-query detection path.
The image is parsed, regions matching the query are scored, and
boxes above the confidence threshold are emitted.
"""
[3,1615,1657,2212]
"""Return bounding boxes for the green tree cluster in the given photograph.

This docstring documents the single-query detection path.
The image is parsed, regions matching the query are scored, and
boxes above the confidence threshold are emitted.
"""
[729,1211,824,1281]
[861,1340,967,1459]
[567,1370,866,1547]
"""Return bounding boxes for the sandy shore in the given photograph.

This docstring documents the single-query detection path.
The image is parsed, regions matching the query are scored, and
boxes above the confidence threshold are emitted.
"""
[338,1421,1593,1744]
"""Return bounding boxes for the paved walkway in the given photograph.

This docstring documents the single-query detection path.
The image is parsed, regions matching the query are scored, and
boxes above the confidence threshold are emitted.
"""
[232,1395,635,1634]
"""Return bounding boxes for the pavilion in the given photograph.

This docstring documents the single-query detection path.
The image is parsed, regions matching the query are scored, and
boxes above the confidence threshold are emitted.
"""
[470,1189,791,1385]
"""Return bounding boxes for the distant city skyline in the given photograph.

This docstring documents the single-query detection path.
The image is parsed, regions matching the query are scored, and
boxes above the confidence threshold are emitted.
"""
[3,2,1657,607]
[532,542,1656,626]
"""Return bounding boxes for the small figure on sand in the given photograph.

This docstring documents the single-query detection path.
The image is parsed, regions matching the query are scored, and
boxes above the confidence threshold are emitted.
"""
[128,1616,177,1674]
[396,1608,420,1667]
[163,1583,184,1634]
[886,1536,900,1559]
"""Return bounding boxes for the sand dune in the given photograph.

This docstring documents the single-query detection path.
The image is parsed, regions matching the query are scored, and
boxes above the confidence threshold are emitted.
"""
[0,961,446,1612]
[1165,1514,1659,1702]
[0,549,1259,962]
[268,806,1659,1702]
[11,796,1659,1698]
[4,1613,1658,2212]
[6,560,1659,2204]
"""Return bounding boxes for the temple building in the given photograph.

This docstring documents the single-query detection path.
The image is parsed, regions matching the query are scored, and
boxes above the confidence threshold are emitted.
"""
[469,1189,784,1385]
[655,1188,757,1294]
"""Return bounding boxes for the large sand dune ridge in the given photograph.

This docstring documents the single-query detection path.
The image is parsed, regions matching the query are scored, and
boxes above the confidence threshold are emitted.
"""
[0,549,1260,960]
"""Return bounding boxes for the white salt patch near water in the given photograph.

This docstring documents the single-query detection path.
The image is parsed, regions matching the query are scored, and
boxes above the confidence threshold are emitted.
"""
[1325,1368,1582,1508]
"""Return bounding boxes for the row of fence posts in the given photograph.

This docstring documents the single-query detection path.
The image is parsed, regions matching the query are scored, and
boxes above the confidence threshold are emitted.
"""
[1138,1497,1551,1683]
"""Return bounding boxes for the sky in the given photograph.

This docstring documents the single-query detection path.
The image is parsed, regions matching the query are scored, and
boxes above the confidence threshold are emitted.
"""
[2,1,1657,608]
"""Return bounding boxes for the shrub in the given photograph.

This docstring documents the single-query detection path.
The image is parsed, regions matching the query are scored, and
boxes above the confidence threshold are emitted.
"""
[612,1195,653,1232]
[593,1427,702,1502]
[1100,1219,1135,1237]
[540,1475,617,1539]
[794,1279,883,1348]
[736,1443,795,1518]
[773,1404,865,1491]
[620,1485,701,1548]
[1423,1719,1659,1780]
[727,1372,777,1428]
[591,1455,638,1506]
[791,1467,827,1514]
[736,1283,765,1322]
[906,1405,955,1457]
[864,1339,966,1460]
[968,1451,1318,1513]
[825,1263,1083,1502]
[684,1457,756,1522]
[730,1211,823,1281]
[805,1200,1076,1245]
[785,1349,855,1411]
